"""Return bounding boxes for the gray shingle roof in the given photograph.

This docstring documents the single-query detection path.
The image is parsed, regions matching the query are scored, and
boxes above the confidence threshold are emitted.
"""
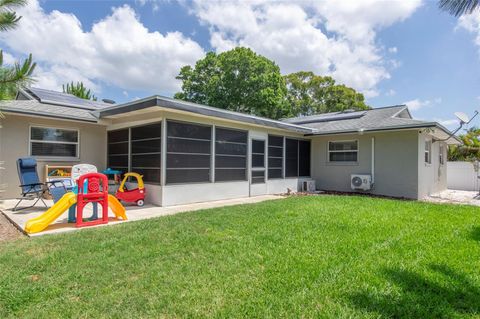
[283,106,440,134]
[0,100,98,122]
[97,95,314,133]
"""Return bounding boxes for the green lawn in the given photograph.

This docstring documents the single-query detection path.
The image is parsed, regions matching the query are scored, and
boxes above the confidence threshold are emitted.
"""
[1,195,480,318]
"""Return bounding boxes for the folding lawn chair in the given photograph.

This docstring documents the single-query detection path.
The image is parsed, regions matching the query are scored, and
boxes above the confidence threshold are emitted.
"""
[13,157,68,211]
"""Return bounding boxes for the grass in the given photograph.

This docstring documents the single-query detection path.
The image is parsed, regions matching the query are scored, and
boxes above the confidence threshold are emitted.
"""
[1,195,479,318]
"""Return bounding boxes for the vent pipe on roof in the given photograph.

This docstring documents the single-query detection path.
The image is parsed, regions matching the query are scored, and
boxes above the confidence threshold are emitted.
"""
[102,98,115,104]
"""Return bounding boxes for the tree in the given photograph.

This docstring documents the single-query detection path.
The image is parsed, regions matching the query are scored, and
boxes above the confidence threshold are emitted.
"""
[448,127,480,161]
[285,71,369,116]
[175,47,289,119]
[63,82,97,101]
[0,0,36,100]
[439,0,479,17]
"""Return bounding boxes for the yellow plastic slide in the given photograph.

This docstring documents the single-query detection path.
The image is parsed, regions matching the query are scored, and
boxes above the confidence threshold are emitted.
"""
[25,192,77,234]
[108,194,127,221]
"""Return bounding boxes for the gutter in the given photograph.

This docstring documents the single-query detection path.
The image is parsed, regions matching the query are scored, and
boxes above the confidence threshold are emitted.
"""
[0,109,99,124]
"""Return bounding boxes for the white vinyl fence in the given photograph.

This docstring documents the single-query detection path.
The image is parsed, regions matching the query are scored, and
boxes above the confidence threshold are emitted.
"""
[447,161,479,191]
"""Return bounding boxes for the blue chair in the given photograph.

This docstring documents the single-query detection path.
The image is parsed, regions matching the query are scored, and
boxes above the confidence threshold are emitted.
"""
[13,157,67,211]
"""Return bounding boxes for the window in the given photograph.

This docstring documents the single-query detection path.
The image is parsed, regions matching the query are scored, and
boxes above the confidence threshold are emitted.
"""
[285,138,311,177]
[166,121,211,184]
[30,126,79,158]
[285,139,299,177]
[268,135,283,179]
[251,139,265,184]
[108,129,129,174]
[131,123,161,184]
[215,127,247,182]
[425,140,431,164]
[328,140,358,162]
[299,140,311,177]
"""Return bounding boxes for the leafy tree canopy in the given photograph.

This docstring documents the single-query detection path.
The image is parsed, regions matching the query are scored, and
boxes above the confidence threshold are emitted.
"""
[285,71,369,116]
[175,47,289,119]
[448,127,480,161]
[63,81,97,101]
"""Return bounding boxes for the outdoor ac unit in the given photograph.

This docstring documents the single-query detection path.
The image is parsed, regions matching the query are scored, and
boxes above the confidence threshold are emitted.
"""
[302,180,316,192]
[351,174,372,191]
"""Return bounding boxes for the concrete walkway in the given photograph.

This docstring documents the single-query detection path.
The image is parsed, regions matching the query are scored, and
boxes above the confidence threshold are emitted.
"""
[0,195,283,237]
[424,189,480,206]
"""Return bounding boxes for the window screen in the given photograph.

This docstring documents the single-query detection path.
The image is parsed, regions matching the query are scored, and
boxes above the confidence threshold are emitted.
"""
[131,123,161,184]
[299,140,311,177]
[215,127,247,182]
[285,138,299,177]
[30,127,79,158]
[166,121,211,184]
[268,135,283,179]
[328,140,358,162]
[251,139,265,184]
[108,129,129,173]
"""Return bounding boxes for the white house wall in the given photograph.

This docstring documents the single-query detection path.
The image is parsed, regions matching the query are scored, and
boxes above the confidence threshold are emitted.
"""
[311,130,419,199]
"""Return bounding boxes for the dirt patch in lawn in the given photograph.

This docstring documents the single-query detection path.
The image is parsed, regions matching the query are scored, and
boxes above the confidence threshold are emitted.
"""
[0,212,24,242]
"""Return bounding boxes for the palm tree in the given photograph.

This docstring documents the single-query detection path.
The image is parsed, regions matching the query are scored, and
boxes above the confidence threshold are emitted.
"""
[0,0,36,100]
[0,0,26,31]
[63,82,97,101]
[439,0,480,17]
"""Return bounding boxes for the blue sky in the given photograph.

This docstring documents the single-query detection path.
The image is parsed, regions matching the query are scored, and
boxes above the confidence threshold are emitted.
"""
[1,0,480,129]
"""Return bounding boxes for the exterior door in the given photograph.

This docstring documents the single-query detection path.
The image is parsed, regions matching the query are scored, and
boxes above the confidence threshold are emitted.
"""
[250,139,267,196]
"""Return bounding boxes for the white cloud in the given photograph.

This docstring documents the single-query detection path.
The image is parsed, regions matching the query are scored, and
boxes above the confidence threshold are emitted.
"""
[388,47,398,53]
[403,97,442,111]
[0,0,205,94]
[190,0,421,97]
[404,99,429,111]
[1,51,16,65]
[385,89,396,96]
[458,11,480,53]
[435,118,459,129]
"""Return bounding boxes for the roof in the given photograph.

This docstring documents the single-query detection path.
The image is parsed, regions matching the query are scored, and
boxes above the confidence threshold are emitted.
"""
[96,95,314,134]
[284,105,461,143]
[19,87,113,110]
[0,100,98,122]
[2,87,459,141]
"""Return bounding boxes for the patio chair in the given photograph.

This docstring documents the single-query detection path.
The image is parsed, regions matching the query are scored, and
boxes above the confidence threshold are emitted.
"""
[13,157,67,211]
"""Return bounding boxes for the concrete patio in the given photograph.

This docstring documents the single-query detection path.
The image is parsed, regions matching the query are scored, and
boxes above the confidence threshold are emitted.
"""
[0,195,283,237]
[424,189,480,206]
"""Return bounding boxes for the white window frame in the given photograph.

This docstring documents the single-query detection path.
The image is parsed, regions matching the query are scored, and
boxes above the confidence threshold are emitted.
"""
[29,125,80,160]
[424,140,432,164]
[328,140,359,163]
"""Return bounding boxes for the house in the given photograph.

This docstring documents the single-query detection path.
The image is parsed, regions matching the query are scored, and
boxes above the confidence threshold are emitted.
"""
[0,87,460,206]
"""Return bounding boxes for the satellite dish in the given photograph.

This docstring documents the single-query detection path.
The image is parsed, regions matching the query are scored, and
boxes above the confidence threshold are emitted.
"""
[455,112,470,124]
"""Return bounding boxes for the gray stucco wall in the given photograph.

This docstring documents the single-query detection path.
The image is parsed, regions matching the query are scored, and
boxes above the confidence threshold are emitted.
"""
[311,130,420,199]
[0,114,107,199]
[417,133,447,199]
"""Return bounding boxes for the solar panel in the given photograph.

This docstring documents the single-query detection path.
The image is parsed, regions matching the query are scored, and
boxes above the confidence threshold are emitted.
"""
[292,111,367,124]
[29,87,109,110]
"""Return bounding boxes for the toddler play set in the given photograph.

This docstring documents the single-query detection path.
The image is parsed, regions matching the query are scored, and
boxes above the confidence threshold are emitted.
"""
[24,164,131,234]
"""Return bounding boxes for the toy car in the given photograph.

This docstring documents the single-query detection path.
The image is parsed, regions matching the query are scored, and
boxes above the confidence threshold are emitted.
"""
[115,172,146,206]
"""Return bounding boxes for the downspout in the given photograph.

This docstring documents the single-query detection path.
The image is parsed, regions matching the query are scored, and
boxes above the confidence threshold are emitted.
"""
[371,137,375,188]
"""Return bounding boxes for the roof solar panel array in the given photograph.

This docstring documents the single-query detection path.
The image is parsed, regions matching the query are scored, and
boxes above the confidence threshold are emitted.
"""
[28,87,111,110]
[287,111,367,124]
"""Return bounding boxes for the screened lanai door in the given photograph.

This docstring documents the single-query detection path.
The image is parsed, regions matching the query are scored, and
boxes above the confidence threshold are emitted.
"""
[250,138,267,196]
